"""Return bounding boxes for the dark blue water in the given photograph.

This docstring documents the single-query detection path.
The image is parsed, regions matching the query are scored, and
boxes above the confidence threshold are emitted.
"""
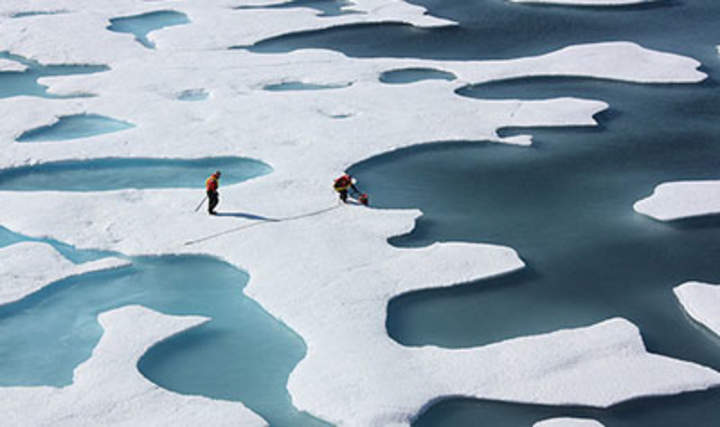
[414,390,720,427]
[349,79,720,425]
[0,231,328,427]
[0,52,108,99]
[16,114,135,142]
[245,0,719,66]
[5,1,720,425]
[239,0,720,423]
[379,68,457,84]
[107,10,190,49]
[235,0,362,17]
[0,157,271,191]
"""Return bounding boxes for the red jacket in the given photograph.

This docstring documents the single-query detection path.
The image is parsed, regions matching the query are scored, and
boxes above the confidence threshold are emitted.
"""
[206,175,219,192]
[334,175,351,191]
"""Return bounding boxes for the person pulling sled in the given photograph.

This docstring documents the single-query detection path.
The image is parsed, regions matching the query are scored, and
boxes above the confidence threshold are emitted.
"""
[333,173,369,206]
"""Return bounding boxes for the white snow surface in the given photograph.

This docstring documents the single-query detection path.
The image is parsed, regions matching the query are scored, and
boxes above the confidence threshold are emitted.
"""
[0,58,27,72]
[0,0,451,64]
[534,418,604,427]
[0,0,717,425]
[0,305,267,426]
[510,0,653,5]
[290,313,720,424]
[674,282,720,337]
[0,242,128,305]
[0,42,704,168]
[634,180,720,221]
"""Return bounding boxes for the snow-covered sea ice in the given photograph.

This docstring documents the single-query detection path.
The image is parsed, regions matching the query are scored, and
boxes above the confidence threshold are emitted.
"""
[2,0,720,426]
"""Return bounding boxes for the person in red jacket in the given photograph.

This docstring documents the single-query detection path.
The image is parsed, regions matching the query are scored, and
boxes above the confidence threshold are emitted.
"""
[206,171,221,215]
[333,173,359,203]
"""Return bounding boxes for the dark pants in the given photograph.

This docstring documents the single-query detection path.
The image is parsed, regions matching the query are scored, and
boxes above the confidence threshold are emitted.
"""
[207,190,219,213]
[338,189,348,203]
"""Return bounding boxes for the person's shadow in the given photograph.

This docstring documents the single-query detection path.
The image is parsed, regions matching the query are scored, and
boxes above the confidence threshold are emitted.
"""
[215,212,279,222]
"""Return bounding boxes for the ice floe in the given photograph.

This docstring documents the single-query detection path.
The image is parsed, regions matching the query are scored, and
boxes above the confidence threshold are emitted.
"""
[0,305,267,426]
[0,42,703,169]
[4,194,717,425]
[534,418,604,427]
[0,0,451,64]
[634,181,720,221]
[0,0,715,425]
[288,313,719,425]
[0,58,27,72]
[674,282,720,337]
[0,242,127,305]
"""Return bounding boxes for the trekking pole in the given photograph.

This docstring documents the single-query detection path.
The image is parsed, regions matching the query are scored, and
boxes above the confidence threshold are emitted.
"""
[194,195,208,212]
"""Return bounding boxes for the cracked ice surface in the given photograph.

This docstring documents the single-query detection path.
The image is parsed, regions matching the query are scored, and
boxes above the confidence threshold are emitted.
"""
[0,305,267,426]
[0,0,718,425]
[0,242,128,305]
[634,181,720,221]
[675,282,720,338]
